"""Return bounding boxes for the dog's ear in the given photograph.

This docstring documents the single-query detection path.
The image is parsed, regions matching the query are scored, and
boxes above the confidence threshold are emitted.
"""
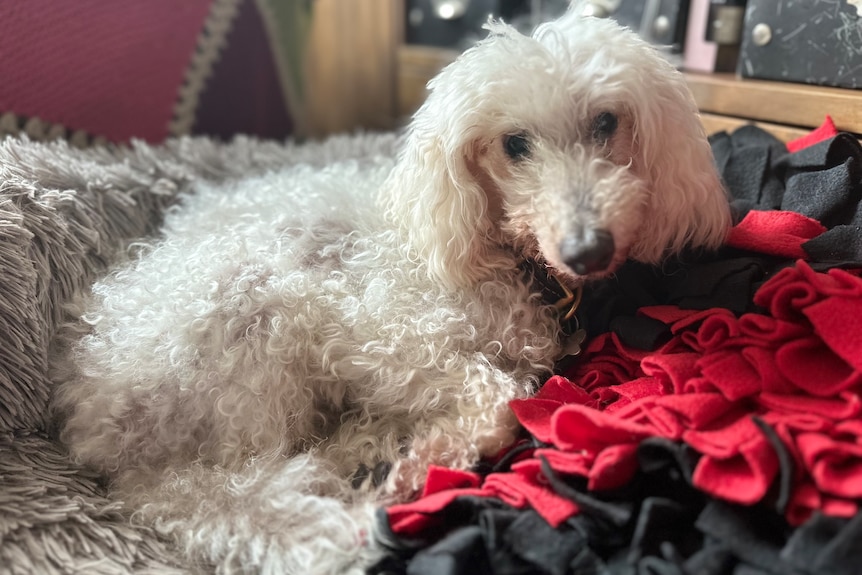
[627,62,732,263]
[380,29,531,291]
[381,125,495,291]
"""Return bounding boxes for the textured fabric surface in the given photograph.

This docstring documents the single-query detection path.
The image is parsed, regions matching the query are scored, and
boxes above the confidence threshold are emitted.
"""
[0,0,308,143]
[0,132,397,574]
[375,124,862,574]
[191,0,294,140]
[0,0,212,142]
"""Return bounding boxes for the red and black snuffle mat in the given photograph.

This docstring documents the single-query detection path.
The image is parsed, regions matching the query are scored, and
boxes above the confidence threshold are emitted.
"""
[370,118,862,575]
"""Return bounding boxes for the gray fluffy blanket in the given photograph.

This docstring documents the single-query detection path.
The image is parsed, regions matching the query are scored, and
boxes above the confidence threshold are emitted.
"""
[0,133,396,574]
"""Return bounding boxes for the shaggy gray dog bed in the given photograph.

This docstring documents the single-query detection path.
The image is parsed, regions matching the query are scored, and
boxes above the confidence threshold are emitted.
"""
[0,133,397,574]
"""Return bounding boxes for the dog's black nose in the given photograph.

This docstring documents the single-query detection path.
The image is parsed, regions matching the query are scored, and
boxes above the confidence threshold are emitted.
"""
[560,229,615,275]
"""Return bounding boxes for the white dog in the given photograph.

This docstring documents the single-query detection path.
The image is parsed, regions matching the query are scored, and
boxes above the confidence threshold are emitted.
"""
[51,6,730,574]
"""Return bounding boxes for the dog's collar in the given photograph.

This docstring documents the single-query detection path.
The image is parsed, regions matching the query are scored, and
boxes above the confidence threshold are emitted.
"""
[518,259,584,339]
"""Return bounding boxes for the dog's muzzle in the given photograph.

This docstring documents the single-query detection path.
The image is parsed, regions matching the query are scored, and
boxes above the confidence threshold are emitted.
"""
[559,229,615,275]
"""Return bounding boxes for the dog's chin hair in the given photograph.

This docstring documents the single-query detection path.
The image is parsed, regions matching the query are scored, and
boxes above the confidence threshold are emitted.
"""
[540,247,630,286]
[549,264,616,288]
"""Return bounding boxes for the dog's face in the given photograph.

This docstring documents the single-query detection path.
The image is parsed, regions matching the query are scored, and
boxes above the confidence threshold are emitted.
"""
[471,103,646,282]
[385,9,731,291]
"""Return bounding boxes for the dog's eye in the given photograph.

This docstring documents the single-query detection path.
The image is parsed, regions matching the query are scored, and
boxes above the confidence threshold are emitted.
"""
[592,112,618,142]
[503,133,530,160]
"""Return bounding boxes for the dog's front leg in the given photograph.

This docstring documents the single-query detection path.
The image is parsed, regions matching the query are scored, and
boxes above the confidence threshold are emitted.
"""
[384,357,529,500]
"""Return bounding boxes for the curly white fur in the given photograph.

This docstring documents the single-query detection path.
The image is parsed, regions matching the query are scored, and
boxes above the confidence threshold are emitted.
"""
[51,7,731,575]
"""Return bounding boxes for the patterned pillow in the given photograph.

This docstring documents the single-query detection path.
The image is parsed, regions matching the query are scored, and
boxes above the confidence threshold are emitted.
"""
[0,0,305,145]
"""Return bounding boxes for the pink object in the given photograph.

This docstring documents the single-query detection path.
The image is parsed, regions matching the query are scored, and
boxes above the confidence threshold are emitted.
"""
[0,1,211,142]
[683,0,719,73]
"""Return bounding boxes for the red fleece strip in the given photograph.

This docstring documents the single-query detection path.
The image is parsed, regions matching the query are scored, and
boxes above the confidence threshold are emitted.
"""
[786,116,839,153]
[726,211,826,259]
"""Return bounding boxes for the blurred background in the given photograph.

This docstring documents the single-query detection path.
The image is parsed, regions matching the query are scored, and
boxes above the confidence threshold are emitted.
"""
[0,0,859,145]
